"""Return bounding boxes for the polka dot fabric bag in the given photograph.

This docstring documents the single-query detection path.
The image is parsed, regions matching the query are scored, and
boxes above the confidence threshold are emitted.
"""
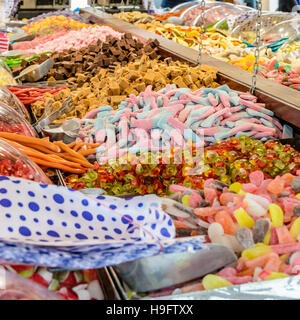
[0,175,205,269]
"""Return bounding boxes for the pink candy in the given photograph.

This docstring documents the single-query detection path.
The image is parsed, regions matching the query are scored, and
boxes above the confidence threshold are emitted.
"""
[32,26,123,53]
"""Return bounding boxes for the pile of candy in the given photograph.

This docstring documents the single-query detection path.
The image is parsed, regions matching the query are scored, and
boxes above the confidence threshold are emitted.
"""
[31,58,219,124]
[65,137,300,195]
[76,84,286,164]
[136,22,243,50]
[260,59,300,91]
[113,11,157,24]
[153,171,300,294]
[31,25,123,54]
[0,158,40,181]
[5,265,103,300]
[26,9,90,24]
[12,31,68,51]
[22,15,90,37]
[280,41,300,55]
[2,52,53,70]
[153,8,188,21]
[7,85,66,105]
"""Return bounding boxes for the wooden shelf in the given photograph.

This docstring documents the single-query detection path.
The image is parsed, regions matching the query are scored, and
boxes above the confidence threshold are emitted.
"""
[80,7,300,132]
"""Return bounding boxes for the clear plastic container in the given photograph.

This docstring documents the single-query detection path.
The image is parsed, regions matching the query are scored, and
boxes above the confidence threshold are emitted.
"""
[0,60,16,86]
[0,86,30,120]
[192,5,243,27]
[259,18,300,46]
[0,102,37,137]
[0,268,61,300]
[180,1,237,26]
[0,138,51,184]
[230,13,298,42]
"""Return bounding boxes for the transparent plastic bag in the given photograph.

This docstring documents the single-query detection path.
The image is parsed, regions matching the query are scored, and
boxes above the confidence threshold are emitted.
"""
[0,138,51,184]
[0,267,61,300]
[0,102,36,136]
[0,85,30,120]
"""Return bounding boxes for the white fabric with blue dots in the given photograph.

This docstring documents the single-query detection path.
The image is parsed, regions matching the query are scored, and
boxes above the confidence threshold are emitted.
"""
[0,175,175,247]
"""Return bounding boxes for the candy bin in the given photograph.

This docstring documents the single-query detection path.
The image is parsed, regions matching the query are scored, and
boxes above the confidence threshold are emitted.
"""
[0,85,30,121]
[0,139,50,183]
[0,267,62,300]
[0,102,37,137]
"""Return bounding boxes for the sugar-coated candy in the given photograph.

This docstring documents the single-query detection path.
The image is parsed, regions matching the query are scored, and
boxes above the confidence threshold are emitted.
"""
[242,244,271,260]
[234,208,255,228]
[291,177,300,193]
[269,203,284,227]
[289,218,300,240]
[293,205,300,217]
[253,219,270,244]
[235,227,255,249]
[202,274,232,291]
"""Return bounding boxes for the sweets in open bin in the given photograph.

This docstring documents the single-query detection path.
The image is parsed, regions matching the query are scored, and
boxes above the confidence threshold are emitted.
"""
[0,139,50,183]
[65,137,300,196]
[123,171,300,298]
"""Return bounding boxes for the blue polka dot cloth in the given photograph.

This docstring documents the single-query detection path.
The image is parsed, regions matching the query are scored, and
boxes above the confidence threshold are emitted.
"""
[0,175,207,269]
[0,175,175,245]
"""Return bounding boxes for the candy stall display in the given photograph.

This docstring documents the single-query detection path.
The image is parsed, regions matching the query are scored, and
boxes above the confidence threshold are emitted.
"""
[112,9,300,91]
[0,6,300,301]
[30,58,219,124]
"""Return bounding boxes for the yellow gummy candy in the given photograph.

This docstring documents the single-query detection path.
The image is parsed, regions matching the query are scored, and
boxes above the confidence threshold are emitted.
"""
[242,243,271,260]
[289,217,300,240]
[264,272,289,281]
[296,193,300,200]
[269,204,283,227]
[263,230,271,245]
[279,253,290,261]
[202,274,232,290]
[228,182,242,193]
[234,208,255,228]
[181,195,190,206]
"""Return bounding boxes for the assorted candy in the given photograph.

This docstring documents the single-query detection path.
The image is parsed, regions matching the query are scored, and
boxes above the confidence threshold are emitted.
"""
[22,15,90,37]
[31,57,219,124]
[117,15,300,91]
[65,136,300,196]
[26,9,90,25]
[74,84,287,164]
[152,171,300,295]
[1,7,300,300]
[30,25,123,54]
[7,85,67,106]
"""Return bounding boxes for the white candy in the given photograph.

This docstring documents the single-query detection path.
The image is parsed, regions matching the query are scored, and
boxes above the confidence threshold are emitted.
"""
[244,194,269,217]
[88,280,104,300]
[37,267,53,284]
